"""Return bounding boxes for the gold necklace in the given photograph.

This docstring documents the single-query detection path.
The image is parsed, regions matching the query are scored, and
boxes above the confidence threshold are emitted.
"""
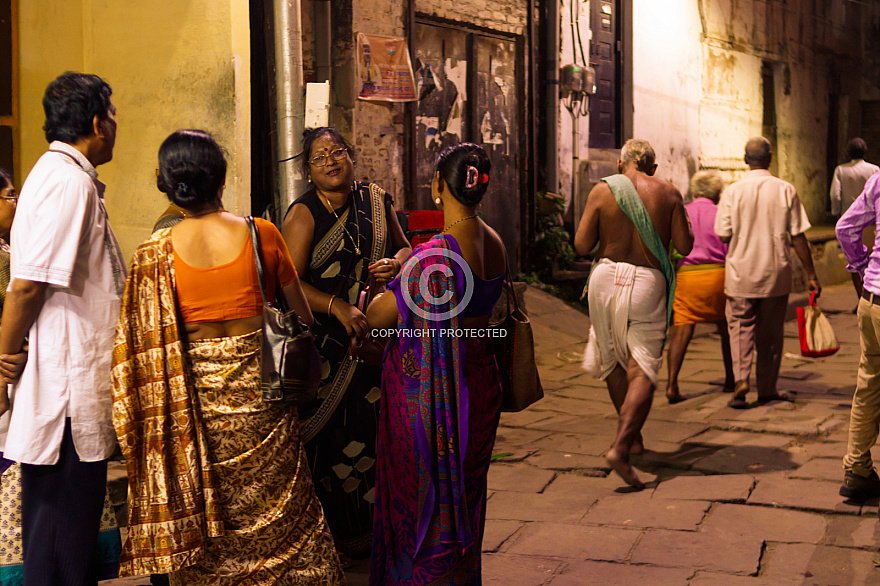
[443,214,478,232]
[182,207,224,219]
[320,192,362,256]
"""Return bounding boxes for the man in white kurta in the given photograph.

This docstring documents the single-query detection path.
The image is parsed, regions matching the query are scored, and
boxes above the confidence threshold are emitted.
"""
[714,137,820,409]
[0,72,124,585]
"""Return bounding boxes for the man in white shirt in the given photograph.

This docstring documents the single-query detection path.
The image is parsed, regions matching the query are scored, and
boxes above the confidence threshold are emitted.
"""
[831,138,879,300]
[714,137,820,409]
[0,72,124,585]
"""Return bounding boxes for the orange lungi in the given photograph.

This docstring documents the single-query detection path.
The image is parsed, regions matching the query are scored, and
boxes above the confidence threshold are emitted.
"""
[672,263,726,326]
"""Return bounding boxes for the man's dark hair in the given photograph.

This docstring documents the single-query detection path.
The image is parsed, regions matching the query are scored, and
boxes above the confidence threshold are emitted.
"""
[42,72,113,144]
[847,138,868,161]
[301,127,356,177]
[157,130,227,209]
[0,168,11,190]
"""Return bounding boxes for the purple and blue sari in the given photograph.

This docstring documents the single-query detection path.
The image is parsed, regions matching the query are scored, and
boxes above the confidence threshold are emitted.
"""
[371,234,502,585]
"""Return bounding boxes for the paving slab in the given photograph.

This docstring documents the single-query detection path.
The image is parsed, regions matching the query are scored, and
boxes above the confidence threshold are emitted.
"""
[747,475,861,514]
[482,520,524,552]
[688,573,797,585]
[524,449,608,472]
[639,420,710,444]
[582,496,710,530]
[788,457,844,482]
[690,444,799,475]
[630,529,760,573]
[653,473,755,502]
[499,409,556,428]
[526,414,616,435]
[531,432,615,457]
[687,429,793,449]
[487,490,596,524]
[481,553,562,585]
[765,543,880,585]
[632,440,726,468]
[542,471,657,497]
[488,464,556,493]
[700,503,827,543]
[494,427,554,448]
[504,522,640,561]
[547,561,692,585]
[824,514,880,548]
[528,396,615,418]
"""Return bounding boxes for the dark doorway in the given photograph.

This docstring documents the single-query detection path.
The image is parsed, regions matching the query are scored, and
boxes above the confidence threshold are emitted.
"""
[826,92,840,213]
[0,0,16,180]
[412,19,524,273]
[250,0,277,221]
[861,101,880,169]
[761,62,779,177]
[589,0,621,149]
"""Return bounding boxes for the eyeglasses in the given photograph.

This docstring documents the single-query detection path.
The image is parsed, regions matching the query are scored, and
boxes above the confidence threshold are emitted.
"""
[0,189,17,202]
[309,148,348,167]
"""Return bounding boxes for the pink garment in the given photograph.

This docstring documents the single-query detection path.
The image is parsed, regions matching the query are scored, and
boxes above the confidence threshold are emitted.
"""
[679,197,728,267]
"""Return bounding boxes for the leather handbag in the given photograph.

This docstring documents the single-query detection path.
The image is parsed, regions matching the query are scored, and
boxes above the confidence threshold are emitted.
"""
[246,217,322,404]
[490,267,544,412]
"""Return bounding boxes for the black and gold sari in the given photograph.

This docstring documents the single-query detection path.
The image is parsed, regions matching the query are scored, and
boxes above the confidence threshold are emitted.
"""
[291,180,396,557]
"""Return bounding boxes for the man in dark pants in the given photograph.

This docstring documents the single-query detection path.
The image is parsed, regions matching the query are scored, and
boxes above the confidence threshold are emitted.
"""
[0,72,124,585]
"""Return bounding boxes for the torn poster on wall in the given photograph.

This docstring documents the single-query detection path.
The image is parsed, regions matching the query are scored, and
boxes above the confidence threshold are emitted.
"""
[357,33,417,102]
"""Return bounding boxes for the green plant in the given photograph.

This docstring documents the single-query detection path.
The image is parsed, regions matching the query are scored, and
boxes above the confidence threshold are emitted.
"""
[533,191,575,280]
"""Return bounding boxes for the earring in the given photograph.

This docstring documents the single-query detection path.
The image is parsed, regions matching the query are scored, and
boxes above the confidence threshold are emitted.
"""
[434,198,441,205]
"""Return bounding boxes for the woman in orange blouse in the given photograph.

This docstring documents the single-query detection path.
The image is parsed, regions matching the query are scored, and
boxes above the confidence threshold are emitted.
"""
[112,130,343,585]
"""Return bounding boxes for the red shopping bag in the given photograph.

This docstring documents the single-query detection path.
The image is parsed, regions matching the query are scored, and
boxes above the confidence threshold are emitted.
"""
[796,292,840,357]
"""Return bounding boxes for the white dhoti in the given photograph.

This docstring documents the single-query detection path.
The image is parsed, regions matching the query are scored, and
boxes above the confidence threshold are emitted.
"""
[582,258,667,385]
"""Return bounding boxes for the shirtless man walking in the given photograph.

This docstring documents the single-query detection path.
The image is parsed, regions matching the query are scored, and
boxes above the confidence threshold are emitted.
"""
[575,139,693,488]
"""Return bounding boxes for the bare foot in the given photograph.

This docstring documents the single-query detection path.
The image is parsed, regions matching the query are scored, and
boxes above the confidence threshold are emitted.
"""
[631,433,645,455]
[665,388,685,404]
[606,447,646,489]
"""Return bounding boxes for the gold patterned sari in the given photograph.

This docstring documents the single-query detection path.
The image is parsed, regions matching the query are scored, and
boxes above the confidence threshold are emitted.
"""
[112,229,343,584]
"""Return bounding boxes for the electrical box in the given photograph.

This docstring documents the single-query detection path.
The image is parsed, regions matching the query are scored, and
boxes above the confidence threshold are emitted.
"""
[305,82,331,129]
[582,66,597,95]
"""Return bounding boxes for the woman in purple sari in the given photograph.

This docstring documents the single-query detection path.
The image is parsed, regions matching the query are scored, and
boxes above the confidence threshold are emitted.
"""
[367,143,506,585]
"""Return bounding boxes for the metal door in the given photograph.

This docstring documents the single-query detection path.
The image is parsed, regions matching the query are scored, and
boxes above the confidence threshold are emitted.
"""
[589,0,620,148]
[413,24,468,211]
[474,36,520,272]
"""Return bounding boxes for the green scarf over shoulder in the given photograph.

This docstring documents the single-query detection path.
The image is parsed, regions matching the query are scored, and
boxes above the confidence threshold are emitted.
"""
[600,174,676,325]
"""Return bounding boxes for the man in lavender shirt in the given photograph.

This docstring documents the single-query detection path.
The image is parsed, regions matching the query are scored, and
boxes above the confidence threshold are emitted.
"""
[835,172,880,503]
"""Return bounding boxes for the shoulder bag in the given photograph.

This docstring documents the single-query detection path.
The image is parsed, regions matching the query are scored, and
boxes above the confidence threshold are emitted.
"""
[490,266,544,412]
[246,217,322,404]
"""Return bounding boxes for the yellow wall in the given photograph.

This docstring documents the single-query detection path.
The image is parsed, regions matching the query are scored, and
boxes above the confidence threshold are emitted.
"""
[17,0,251,259]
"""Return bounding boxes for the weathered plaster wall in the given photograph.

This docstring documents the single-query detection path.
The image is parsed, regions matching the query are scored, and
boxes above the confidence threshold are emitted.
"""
[624,0,864,221]
[18,0,251,259]
[631,0,703,195]
[351,1,407,205]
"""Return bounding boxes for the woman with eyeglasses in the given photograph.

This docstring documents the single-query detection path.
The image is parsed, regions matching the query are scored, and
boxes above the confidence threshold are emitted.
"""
[282,127,412,559]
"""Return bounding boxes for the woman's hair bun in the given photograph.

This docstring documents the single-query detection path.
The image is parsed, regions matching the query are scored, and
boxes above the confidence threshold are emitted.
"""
[156,130,227,209]
[436,143,492,207]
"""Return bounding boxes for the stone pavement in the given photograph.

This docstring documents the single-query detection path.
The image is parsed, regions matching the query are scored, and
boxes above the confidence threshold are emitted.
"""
[102,282,879,585]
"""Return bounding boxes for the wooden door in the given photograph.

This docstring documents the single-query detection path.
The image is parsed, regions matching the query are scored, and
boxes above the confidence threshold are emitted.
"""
[589,0,620,148]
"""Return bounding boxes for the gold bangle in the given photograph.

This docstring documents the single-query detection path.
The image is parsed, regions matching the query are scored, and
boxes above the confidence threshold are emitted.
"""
[327,295,336,315]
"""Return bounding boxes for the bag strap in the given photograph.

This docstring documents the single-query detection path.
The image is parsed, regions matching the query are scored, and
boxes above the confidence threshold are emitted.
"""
[246,216,269,306]
[809,291,818,306]
[502,257,519,315]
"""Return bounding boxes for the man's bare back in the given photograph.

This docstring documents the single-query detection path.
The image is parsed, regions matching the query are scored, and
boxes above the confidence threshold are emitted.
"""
[575,169,693,267]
